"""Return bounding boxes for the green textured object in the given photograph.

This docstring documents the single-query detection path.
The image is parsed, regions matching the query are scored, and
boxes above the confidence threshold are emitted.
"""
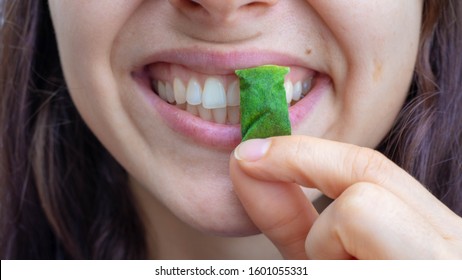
[235,65,291,141]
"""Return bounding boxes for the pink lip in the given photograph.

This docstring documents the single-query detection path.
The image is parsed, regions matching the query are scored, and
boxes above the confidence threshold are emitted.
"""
[132,49,330,150]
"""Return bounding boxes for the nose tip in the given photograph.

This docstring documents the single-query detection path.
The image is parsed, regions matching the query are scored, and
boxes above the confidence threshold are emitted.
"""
[169,0,278,23]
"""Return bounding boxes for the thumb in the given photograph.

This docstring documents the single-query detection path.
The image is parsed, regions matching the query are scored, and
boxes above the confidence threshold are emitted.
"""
[229,139,318,260]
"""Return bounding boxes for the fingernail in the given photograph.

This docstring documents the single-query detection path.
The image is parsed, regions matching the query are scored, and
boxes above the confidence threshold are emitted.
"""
[234,138,271,162]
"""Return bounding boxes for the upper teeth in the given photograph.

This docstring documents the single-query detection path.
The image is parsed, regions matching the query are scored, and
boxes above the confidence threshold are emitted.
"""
[152,76,313,124]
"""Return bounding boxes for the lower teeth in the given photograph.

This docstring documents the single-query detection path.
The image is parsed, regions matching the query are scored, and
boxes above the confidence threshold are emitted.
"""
[159,95,312,125]
[181,104,240,125]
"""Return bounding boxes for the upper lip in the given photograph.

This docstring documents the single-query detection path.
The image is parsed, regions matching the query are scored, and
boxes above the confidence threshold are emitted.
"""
[133,47,318,76]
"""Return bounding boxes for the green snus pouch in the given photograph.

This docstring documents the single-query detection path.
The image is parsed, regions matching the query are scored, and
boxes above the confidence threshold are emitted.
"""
[235,65,291,141]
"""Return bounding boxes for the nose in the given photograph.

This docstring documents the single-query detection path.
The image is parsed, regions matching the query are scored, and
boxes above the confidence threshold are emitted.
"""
[169,0,278,23]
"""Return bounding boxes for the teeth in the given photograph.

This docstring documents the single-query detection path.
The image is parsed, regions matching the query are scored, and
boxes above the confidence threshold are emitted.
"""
[176,103,187,110]
[202,77,227,109]
[212,108,227,124]
[186,104,199,116]
[227,106,240,125]
[153,75,314,124]
[292,81,302,101]
[157,81,167,101]
[165,83,175,104]
[186,78,202,105]
[173,78,186,104]
[284,81,293,104]
[302,79,312,98]
[226,80,240,106]
[198,106,213,121]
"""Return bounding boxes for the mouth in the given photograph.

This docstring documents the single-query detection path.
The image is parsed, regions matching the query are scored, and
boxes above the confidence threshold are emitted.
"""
[148,62,316,125]
[131,50,329,149]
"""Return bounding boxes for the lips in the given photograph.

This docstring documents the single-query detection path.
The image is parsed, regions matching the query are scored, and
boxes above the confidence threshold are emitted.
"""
[131,49,330,149]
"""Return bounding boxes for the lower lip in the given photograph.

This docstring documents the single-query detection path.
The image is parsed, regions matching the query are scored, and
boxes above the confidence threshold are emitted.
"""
[134,74,330,150]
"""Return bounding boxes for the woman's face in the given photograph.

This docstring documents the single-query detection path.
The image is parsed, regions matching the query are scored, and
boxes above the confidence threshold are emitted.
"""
[49,0,423,235]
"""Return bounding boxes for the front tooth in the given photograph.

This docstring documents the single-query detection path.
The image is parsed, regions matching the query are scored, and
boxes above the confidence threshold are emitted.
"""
[284,81,293,103]
[186,78,202,105]
[202,77,227,109]
[165,82,175,103]
[292,81,302,101]
[173,78,186,104]
[212,108,227,124]
[158,81,167,101]
[198,105,213,121]
[226,80,240,106]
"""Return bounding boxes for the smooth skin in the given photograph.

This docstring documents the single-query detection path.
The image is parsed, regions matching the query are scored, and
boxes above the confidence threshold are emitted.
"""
[48,0,462,258]
[230,137,462,259]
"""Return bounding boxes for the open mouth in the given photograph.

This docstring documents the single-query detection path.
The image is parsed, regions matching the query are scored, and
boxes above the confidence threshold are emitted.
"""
[147,63,317,125]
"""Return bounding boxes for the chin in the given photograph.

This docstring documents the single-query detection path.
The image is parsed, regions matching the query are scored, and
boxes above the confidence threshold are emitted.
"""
[191,216,262,238]
[170,189,262,237]
[132,174,262,237]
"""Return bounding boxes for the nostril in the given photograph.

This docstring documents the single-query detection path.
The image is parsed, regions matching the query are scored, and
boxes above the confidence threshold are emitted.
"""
[170,0,279,20]
[170,0,197,7]
[186,0,202,8]
[169,0,211,17]
[169,0,201,10]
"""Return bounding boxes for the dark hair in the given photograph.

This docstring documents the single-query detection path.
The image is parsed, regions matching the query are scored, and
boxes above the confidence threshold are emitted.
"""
[0,1,146,259]
[1,0,461,259]
[378,0,462,214]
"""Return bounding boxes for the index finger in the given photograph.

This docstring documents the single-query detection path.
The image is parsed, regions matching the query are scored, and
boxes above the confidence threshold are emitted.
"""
[233,136,459,227]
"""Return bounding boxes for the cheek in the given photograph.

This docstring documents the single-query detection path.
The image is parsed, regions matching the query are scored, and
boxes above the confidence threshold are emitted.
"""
[49,1,142,96]
[49,0,156,183]
[308,1,422,147]
[309,0,423,48]
[48,1,143,132]
[311,0,422,84]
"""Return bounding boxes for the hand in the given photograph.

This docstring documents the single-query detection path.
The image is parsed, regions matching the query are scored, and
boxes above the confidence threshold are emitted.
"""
[229,136,462,259]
